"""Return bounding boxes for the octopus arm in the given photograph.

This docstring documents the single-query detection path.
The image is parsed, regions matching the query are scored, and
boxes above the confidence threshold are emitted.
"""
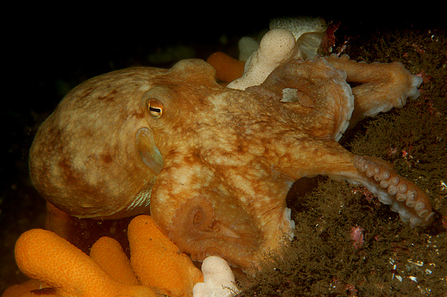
[277,140,433,228]
[248,58,354,141]
[347,156,434,227]
[325,54,423,127]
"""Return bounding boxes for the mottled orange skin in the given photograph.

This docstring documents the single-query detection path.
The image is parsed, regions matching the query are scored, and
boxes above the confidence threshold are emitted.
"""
[29,57,432,272]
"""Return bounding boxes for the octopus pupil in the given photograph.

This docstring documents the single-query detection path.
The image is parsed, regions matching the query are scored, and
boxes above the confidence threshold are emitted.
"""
[149,107,161,113]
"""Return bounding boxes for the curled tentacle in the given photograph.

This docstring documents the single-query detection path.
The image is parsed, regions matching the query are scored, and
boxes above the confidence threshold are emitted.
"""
[167,196,260,268]
[353,156,434,227]
[168,197,216,262]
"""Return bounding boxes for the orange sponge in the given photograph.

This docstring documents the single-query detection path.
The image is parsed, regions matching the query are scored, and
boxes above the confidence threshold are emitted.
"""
[128,215,204,297]
[207,52,245,84]
[90,236,139,286]
[14,228,156,297]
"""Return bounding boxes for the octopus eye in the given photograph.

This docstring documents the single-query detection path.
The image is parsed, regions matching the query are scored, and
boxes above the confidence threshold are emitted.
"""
[147,99,163,119]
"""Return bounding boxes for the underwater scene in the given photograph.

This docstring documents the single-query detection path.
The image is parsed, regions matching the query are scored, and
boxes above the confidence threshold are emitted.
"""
[1,12,446,297]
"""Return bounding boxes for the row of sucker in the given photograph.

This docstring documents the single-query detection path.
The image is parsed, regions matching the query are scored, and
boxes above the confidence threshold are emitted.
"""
[353,156,434,225]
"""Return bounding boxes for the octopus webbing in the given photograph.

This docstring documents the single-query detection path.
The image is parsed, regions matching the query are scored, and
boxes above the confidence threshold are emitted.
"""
[29,55,432,271]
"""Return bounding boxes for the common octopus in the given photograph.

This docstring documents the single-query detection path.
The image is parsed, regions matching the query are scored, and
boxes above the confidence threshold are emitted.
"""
[29,54,433,271]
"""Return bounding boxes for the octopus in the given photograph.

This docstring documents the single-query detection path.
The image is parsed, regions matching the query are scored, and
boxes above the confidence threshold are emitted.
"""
[29,55,433,271]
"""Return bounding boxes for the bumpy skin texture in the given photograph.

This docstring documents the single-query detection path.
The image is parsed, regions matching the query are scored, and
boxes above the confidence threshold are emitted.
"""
[29,57,432,271]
